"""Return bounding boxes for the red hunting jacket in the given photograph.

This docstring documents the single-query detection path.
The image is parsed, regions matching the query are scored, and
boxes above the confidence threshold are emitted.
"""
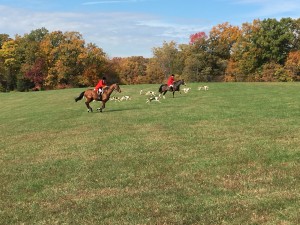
[95,80,106,90]
[167,76,175,86]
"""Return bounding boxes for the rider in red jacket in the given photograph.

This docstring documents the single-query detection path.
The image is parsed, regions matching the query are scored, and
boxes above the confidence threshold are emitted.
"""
[94,76,107,95]
[167,74,175,91]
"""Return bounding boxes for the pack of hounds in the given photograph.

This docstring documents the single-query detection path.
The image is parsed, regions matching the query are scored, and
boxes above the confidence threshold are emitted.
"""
[109,85,209,104]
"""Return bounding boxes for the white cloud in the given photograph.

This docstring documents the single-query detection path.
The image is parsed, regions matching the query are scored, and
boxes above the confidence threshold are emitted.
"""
[136,20,210,40]
[0,5,208,57]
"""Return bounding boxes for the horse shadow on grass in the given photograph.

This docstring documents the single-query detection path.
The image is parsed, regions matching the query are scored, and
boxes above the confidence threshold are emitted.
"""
[98,107,140,113]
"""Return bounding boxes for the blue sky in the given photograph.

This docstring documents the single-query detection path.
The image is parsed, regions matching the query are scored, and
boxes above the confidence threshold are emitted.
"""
[0,0,299,57]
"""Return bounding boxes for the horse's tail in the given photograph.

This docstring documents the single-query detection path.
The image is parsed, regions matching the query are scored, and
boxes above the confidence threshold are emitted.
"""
[158,84,164,93]
[75,91,85,102]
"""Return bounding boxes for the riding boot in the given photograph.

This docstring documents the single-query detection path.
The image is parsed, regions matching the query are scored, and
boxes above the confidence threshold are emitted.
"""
[98,93,102,101]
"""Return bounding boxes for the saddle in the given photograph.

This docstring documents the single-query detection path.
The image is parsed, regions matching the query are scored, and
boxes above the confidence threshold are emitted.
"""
[95,88,103,101]
[168,86,174,91]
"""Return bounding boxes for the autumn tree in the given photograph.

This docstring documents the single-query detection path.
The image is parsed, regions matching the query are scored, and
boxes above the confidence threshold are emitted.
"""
[259,62,289,82]
[43,31,86,88]
[111,56,148,84]
[285,51,300,81]
[0,34,11,49]
[228,18,297,81]
[229,20,261,80]
[189,32,207,45]
[209,23,241,60]
[0,29,112,90]
[182,32,216,82]
[0,34,12,91]
[23,58,46,89]
[14,28,49,90]
[80,43,109,86]
[145,58,164,84]
[151,41,183,79]
[58,32,85,87]
[0,39,19,90]
[40,31,65,88]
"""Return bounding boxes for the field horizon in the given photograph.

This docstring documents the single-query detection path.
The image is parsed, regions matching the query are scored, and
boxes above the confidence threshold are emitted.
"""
[1,82,299,224]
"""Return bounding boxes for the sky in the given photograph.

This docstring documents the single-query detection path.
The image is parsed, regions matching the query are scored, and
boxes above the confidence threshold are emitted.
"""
[0,0,299,58]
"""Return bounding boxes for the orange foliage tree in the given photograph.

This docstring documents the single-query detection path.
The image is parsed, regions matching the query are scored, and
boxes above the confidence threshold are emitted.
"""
[285,51,300,81]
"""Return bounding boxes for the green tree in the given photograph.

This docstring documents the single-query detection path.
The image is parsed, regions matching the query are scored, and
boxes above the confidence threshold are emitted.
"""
[291,18,300,51]
[151,41,182,79]
[254,18,294,66]
[182,34,215,82]
[230,18,296,81]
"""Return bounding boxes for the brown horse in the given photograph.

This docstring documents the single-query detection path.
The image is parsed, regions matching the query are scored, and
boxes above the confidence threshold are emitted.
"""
[158,79,186,98]
[75,83,121,112]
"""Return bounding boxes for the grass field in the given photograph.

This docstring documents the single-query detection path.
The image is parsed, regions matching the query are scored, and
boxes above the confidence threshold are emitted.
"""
[0,82,299,224]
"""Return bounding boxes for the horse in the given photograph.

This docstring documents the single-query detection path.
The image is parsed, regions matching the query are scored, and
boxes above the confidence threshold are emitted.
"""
[158,79,186,98]
[75,83,121,112]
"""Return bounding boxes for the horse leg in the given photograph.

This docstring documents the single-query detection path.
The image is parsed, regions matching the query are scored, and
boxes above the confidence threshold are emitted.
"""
[162,91,167,99]
[85,100,93,112]
[97,101,105,112]
[101,102,106,112]
[173,91,175,98]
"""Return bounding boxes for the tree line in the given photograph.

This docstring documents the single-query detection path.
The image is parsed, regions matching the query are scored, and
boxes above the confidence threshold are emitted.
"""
[0,17,299,92]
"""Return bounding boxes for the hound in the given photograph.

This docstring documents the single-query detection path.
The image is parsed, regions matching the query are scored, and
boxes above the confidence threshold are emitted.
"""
[146,95,161,103]
[120,95,131,101]
[110,96,121,102]
[198,86,209,91]
[182,87,191,93]
[145,91,156,96]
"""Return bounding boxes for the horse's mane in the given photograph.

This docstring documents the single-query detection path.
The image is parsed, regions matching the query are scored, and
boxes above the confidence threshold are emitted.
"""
[104,83,118,91]
[174,79,184,86]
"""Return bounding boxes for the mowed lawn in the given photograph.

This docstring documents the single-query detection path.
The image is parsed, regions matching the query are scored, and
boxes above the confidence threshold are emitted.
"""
[0,82,299,224]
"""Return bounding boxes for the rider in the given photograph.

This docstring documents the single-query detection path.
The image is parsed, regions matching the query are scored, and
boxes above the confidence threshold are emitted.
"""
[167,74,175,91]
[94,76,107,97]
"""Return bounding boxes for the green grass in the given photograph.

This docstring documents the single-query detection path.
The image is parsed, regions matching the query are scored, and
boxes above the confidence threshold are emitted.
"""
[0,83,299,224]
